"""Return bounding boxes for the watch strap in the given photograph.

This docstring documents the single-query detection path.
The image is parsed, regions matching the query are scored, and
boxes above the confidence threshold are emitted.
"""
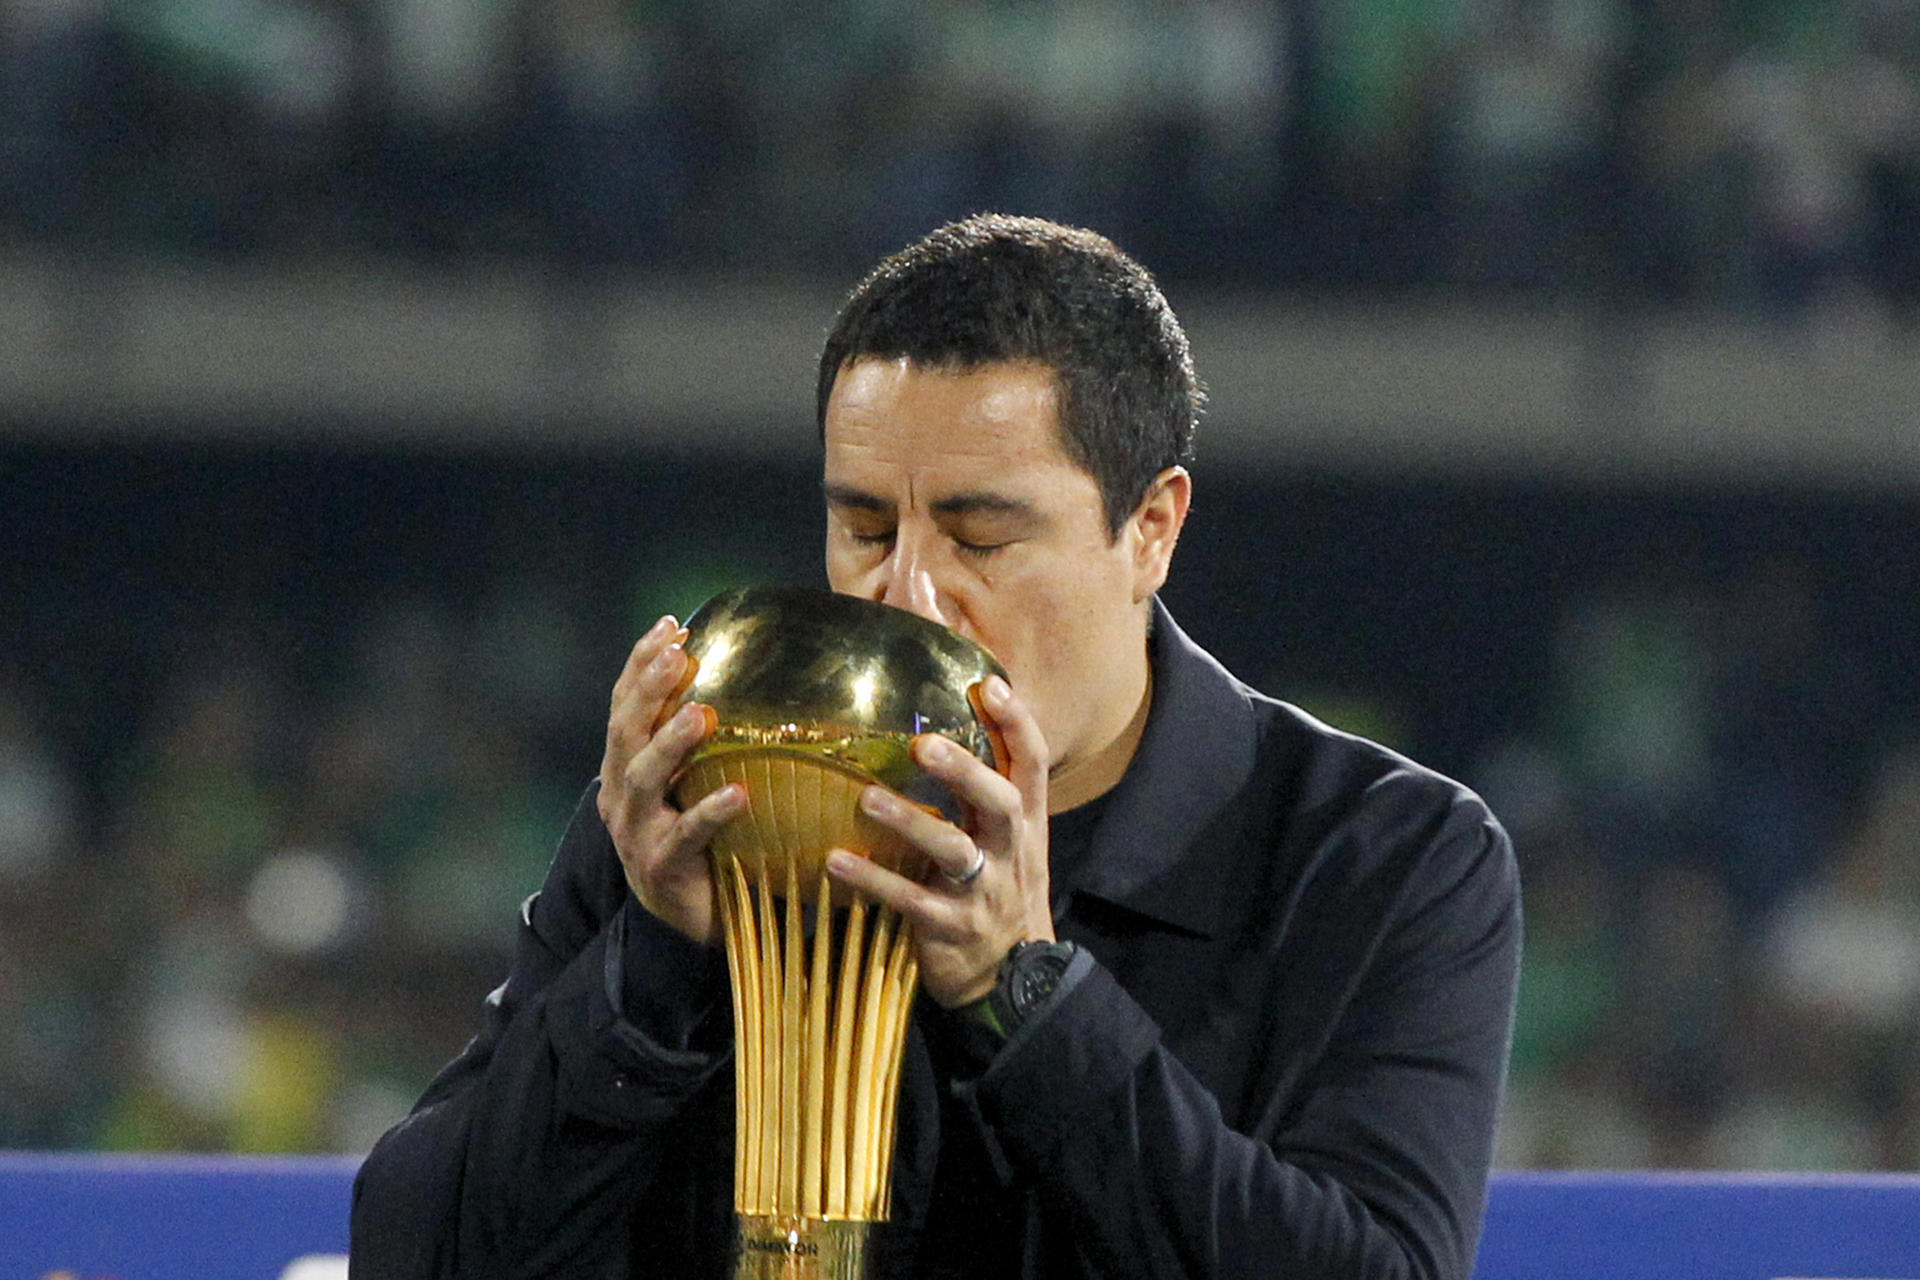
[989,939,1078,1036]
[955,939,1081,1045]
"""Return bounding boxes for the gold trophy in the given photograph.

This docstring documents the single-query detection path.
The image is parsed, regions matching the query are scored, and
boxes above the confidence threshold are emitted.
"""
[668,586,1006,1279]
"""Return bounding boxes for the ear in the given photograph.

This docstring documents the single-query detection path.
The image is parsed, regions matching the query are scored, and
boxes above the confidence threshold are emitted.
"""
[1125,467,1191,603]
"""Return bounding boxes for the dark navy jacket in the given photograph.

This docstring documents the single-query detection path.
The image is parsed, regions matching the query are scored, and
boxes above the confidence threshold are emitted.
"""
[352,603,1520,1278]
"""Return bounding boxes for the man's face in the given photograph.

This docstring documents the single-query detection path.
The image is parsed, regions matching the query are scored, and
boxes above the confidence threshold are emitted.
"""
[823,357,1165,781]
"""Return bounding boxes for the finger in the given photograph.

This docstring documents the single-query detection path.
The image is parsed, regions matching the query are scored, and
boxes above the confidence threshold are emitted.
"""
[857,785,979,880]
[825,848,959,938]
[911,732,1023,851]
[666,781,749,859]
[650,636,700,733]
[611,615,680,705]
[618,779,740,948]
[624,701,718,803]
[611,634,694,744]
[604,639,687,774]
[975,675,1048,810]
[967,680,1010,774]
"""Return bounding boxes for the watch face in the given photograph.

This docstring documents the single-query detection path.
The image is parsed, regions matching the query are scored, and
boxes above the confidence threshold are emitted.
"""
[1009,945,1072,1018]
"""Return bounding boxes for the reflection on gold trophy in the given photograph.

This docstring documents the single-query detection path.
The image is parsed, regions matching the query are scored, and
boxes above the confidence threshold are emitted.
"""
[669,586,1006,1280]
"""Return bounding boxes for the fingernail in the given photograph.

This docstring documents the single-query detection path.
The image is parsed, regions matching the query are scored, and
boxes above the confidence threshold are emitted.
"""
[916,735,954,765]
[859,787,896,818]
[984,675,1010,705]
[675,703,705,734]
[650,614,678,638]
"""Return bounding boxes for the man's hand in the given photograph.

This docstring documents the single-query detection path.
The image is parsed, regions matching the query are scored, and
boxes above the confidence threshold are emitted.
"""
[825,675,1053,1008]
[598,614,748,947]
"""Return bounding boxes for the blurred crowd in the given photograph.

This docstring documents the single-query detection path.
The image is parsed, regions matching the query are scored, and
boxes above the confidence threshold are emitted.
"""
[0,589,609,1152]
[0,447,805,1155]
[1482,559,1920,1170]
[4,0,1920,314]
[1,450,1916,1172]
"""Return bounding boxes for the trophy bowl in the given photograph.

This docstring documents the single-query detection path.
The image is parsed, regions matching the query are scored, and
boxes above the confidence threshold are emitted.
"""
[669,584,1008,904]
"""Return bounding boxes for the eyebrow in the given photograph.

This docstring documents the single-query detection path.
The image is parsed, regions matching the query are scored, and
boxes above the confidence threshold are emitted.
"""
[822,482,888,513]
[823,483,1038,521]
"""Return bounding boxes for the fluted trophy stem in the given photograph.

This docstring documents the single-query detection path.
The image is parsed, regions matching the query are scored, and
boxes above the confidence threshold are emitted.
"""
[717,854,916,1279]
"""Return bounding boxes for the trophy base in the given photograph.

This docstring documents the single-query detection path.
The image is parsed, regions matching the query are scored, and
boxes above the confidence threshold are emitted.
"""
[731,1215,872,1280]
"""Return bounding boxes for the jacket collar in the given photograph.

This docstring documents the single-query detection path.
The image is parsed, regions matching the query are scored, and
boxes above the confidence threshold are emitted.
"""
[1061,598,1260,939]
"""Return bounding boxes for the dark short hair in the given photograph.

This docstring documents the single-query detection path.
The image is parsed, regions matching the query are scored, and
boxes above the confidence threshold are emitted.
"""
[817,214,1203,536]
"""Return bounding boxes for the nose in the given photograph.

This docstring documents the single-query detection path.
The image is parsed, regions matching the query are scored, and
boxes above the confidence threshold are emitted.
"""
[877,524,952,628]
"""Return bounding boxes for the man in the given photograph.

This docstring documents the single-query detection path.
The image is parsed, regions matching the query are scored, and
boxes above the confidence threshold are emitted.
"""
[352,215,1520,1278]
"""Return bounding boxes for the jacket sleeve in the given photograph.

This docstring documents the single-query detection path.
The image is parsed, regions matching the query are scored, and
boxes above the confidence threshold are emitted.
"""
[958,794,1520,1280]
[350,783,737,1279]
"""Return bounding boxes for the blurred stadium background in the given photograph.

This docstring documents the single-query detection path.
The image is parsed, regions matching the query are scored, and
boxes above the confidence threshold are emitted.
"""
[2,0,1918,1176]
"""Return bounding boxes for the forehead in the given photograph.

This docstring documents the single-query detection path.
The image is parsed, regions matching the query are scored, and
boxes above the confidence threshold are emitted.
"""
[822,358,1080,481]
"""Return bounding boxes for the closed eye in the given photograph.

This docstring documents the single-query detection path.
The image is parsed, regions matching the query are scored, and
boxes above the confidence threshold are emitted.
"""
[852,529,1004,558]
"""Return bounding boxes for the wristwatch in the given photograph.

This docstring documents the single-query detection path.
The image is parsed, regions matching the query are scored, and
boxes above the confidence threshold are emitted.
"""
[969,939,1078,1040]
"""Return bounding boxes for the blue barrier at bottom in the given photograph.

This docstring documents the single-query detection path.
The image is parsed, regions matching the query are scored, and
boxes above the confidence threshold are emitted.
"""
[1,1155,1917,1279]
[0,1153,355,1280]
[1477,1170,1920,1280]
